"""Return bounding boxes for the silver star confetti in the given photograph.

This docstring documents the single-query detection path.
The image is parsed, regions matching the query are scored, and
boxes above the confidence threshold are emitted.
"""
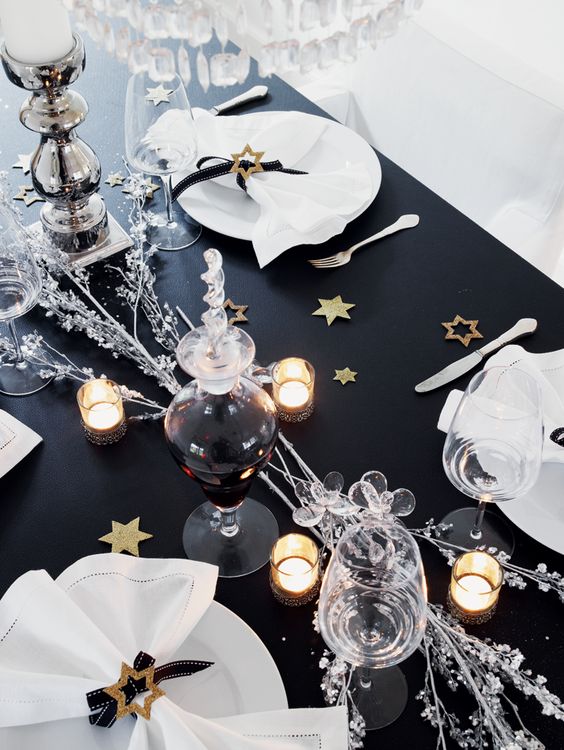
[12,152,33,175]
[145,84,173,106]
[105,171,125,187]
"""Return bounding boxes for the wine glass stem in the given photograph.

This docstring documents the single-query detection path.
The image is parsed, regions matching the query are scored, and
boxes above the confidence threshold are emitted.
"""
[470,500,487,541]
[162,174,174,227]
[219,507,240,538]
[8,319,26,370]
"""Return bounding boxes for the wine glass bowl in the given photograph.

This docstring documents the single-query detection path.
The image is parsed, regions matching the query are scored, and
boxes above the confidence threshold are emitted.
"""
[440,366,543,554]
[124,72,201,251]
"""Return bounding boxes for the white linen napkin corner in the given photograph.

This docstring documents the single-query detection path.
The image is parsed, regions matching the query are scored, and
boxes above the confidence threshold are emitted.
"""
[0,409,42,479]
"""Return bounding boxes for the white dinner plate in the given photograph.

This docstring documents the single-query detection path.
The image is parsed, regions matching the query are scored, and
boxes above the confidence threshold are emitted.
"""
[0,600,287,749]
[175,111,382,241]
[501,462,564,554]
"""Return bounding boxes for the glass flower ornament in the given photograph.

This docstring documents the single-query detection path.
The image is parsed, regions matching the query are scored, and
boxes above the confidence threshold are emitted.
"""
[292,471,357,528]
[348,470,416,523]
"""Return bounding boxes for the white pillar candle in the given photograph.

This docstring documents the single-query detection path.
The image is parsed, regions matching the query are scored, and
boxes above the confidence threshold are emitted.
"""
[0,0,73,65]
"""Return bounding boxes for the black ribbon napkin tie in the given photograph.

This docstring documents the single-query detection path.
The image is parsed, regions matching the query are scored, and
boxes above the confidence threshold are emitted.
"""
[86,650,213,728]
[171,143,307,202]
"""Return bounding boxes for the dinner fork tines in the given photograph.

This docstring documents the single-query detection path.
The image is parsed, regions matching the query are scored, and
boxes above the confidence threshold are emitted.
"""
[308,214,420,268]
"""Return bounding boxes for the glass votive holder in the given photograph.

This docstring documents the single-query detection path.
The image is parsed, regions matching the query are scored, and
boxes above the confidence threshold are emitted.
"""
[448,550,503,624]
[271,358,315,422]
[77,379,127,445]
[270,533,320,606]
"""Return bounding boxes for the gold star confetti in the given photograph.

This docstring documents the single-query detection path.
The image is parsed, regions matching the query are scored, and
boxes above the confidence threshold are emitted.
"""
[145,83,174,106]
[441,315,483,348]
[103,661,165,721]
[223,298,248,325]
[13,185,44,207]
[312,295,355,326]
[143,178,161,199]
[334,367,357,385]
[105,171,125,187]
[122,177,161,200]
[229,143,265,182]
[98,517,153,556]
[12,152,33,174]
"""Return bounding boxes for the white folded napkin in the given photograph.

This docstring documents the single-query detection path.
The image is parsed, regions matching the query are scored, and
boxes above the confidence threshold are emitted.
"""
[437,344,564,462]
[188,109,374,267]
[0,554,347,750]
[0,409,42,478]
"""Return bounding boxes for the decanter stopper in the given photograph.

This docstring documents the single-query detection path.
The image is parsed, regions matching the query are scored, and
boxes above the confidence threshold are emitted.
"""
[175,249,255,394]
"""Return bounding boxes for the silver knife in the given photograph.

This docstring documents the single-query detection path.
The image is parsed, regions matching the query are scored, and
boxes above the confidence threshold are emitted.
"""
[209,85,269,116]
[414,318,538,393]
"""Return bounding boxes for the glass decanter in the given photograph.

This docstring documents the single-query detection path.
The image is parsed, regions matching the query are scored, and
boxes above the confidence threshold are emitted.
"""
[164,249,279,578]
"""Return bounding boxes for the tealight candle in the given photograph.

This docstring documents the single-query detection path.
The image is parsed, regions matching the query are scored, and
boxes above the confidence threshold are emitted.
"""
[77,379,127,445]
[448,551,503,624]
[272,358,315,422]
[270,533,320,606]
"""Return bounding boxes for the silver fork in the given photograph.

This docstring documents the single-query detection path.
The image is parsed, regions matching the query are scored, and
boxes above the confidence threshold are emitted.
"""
[308,214,420,268]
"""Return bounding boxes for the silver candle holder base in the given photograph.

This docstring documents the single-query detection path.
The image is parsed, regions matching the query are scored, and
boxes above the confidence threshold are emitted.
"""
[29,213,132,267]
[1,34,129,261]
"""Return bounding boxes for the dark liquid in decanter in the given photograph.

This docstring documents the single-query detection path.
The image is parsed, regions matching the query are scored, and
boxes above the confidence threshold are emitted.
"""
[165,379,278,509]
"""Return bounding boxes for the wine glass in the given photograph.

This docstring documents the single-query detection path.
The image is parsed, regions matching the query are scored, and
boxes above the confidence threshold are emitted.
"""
[439,366,543,555]
[318,521,427,730]
[124,72,201,251]
[0,206,51,396]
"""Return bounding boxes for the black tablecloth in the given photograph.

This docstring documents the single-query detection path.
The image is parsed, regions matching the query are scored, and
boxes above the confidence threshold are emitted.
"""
[1,41,564,749]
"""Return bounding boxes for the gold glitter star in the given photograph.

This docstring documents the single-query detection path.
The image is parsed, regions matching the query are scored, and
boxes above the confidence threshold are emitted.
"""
[13,185,44,207]
[12,152,33,174]
[122,178,161,200]
[98,517,153,556]
[145,83,174,106]
[334,367,357,385]
[312,295,355,326]
[229,143,265,182]
[143,178,161,199]
[223,298,248,325]
[105,171,125,187]
[103,661,165,721]
[441,315,483,348]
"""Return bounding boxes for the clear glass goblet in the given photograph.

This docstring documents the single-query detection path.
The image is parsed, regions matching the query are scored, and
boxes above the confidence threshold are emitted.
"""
[318,520,427,730]
[439,366,543,555]
[0,206,51,396]
[124,71,201,251]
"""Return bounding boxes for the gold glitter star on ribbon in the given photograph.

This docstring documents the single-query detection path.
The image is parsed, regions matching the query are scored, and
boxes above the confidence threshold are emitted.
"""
[145,83,173,106]
[312,295,355,326]
[99,517,153,556]
[441,315,483,348]
[12,152,33,174]
[229,144,265,182]
[223,298,248,325]
[103,662,165,721]
[334,367,357,385]
[105,171,125,187]
[13,185,44,207]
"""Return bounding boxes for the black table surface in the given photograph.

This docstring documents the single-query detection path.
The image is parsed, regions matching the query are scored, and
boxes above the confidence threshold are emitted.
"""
[1,40,564,749]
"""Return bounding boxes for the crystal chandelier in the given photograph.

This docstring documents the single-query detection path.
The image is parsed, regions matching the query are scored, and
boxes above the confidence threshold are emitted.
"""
[63,0,423,90]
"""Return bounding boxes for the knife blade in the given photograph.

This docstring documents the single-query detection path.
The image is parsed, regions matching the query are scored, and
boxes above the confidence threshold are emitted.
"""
[414,317,538,393]
[209,85,269,116]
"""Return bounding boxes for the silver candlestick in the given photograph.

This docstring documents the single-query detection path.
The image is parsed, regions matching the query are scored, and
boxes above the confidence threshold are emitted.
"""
[1,34,130,264]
